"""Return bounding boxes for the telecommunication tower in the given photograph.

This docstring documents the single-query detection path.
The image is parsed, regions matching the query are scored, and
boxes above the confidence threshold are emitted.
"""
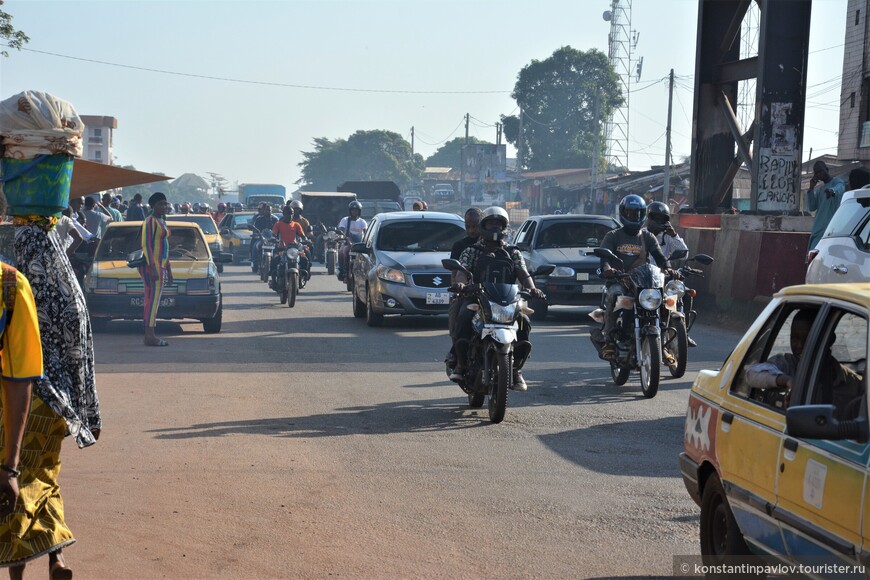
[737,2,760,137]
[602,0,639,173]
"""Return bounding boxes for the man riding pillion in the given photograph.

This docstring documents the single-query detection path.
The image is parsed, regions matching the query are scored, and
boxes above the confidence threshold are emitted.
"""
[600,195,672,360]
[450,206,546,391]
[644,201,696,347]
[338,200,367,282]
[270,206,308,287]
[251,203,278,263]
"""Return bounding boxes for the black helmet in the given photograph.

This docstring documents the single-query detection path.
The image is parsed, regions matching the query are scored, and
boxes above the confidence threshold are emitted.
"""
[646,201,671,234]
[619,194,647,235]
[480,206,509,243]
[348,200,362,213]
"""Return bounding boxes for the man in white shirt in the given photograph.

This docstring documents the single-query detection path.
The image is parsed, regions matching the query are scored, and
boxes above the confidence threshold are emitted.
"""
[337,200,367,282]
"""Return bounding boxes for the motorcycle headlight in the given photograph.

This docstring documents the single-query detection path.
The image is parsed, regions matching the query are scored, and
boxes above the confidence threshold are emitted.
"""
[550,266,575,278]
[285,248,300,259]
[664,279,686,297]
[638,288,662,311]
[489,303,518,323]
[376,265,406,284]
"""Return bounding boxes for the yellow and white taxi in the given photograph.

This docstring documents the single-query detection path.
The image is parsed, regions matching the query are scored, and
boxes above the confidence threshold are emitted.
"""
[681,283,870,571]
[84,221,232,333]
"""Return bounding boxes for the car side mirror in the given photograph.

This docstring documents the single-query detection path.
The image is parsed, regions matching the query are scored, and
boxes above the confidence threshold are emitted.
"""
[220,228,230,235]
[786,405,869,443]
[692,253,714,265]
[216,252,234,264]
[351,242,369,254]
[516,241,531,252]
[533,264,556,277]
[669,249,689,261]
[586,237,600,248]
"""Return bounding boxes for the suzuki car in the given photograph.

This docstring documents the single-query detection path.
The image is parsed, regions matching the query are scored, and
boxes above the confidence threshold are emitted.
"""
[681,283,869,570]
[512,214,619,319]
[349,211,465,327]
[84,221,231,333]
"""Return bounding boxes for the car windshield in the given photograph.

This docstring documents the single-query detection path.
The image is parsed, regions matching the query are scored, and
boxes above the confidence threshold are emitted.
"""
[377,220,464,252]
[95,227,209,261]
[166,215,218,235]
[232,214,254,229]
[536,221,615,249]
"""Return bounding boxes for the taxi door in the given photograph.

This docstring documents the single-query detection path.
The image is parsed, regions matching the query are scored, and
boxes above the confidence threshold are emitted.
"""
[776,306,868,565]
[716,305,811,556]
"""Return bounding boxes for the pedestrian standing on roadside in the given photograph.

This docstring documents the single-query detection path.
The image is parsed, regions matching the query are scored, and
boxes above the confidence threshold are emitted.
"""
[806,161,846,253]
[125,193,146,221]
[139,192,173,347]
[101,193,122,223]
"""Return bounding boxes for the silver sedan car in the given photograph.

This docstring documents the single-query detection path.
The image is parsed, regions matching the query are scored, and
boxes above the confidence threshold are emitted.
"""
[350,211,466,326]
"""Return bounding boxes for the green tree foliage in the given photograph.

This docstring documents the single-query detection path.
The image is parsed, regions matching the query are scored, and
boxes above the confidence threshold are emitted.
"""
[501,46,623,171]
[425,137,491,170]
[298,130,424,191]
[0,4,29,57]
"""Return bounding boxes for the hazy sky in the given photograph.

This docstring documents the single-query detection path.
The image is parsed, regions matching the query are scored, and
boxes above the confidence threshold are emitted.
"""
[0,0,848,192]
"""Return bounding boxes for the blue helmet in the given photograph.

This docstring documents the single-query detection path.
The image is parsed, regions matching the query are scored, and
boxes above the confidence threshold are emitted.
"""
[619,194,647,233]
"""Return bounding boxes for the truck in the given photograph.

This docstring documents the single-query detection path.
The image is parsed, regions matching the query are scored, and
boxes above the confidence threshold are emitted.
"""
[336,181,402,221]
[239,183,287,209]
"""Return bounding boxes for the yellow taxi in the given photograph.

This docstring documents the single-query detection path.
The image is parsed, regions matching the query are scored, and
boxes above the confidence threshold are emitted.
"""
[681,283,869,570]
[166,214,223,272]
[217,212,256,264]
[84,221,232,333]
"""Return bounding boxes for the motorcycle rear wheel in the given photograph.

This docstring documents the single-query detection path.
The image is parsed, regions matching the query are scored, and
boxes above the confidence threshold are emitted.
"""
[288,273,298,308]
[488,350,510,424]
[639,335,661,398]
[665,318,688,379]
[610,360,630,386]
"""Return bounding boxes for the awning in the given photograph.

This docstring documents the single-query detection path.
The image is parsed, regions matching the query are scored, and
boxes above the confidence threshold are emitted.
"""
[70,159,171,199]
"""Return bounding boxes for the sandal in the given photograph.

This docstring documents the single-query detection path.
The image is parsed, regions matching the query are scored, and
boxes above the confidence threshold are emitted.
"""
[145,338,169,347]
[50,562,73,580]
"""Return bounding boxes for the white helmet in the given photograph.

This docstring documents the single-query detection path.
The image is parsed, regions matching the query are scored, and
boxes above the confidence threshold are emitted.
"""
[480,206,509,243]
[290,200,303,211]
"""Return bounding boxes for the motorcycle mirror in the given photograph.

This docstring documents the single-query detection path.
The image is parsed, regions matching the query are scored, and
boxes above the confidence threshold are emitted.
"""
[669,249,688,261]
[593,247,620,267]
[441,258,462,271]
[691,253,714,265]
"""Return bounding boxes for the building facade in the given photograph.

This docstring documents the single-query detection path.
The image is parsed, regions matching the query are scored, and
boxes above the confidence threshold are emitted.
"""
[80,115,118,165]
[838,0,870,160]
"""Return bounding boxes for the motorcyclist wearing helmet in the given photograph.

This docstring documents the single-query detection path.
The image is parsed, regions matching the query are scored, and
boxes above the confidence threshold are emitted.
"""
[644,201,697,347]
[180,202,192,215]
[269,205,308,286]
[412,200,428,211]
[599,194,671,359]
[287,200,312,237]
[450,206,546,391]
[338,200,367,282]
[251,203,278,263]
[212,202,228,227]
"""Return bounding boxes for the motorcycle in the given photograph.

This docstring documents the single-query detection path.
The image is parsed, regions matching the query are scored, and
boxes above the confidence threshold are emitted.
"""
[298,239,312,289]
[323,227,341,276]
[274,242,302,308]
[250,227,264,274]
[259,229,277,283]
[442,257,554,424]
[588,247,666,399]
[659,250,714,379]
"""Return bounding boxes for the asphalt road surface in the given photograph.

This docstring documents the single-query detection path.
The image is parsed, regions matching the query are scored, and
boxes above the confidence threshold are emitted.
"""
[53,264,745,580]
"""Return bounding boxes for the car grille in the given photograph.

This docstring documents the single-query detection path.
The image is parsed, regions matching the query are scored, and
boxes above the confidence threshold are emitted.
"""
[411,273,450,288]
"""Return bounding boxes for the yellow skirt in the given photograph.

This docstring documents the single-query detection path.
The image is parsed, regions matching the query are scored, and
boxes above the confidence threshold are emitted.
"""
[0,391,74,566]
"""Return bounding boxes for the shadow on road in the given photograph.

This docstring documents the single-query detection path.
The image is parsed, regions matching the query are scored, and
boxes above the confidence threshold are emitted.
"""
[537,415,686,477]
[146,397,487,440]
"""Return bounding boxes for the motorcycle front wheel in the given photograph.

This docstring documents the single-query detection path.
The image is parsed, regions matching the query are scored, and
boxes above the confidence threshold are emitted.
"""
[488,350,511,424]
[639,334,661,398]
[288,273,298,308]
[664,318,688,379]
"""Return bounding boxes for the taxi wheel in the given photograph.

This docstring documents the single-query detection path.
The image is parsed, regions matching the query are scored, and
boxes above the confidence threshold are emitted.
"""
[217,263,224,274]
[700,474,750,566]
[202,302,222,334]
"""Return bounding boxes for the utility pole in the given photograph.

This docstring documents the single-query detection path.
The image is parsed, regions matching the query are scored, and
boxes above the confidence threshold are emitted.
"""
[496,122,502,145]
[518,107,524,169]
[460,114,470,201]
[591,92,601,205]
[410,126,415,157]
[662,69,674,203]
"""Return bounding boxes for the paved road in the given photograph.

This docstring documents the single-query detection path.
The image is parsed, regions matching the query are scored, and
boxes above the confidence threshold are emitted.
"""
[56,264,745,579]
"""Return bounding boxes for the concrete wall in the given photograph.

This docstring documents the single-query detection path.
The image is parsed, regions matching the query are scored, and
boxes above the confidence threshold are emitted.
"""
[678,214,812,319]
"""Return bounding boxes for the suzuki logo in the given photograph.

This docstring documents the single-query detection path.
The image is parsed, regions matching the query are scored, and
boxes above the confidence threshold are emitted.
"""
[432,276,443,286]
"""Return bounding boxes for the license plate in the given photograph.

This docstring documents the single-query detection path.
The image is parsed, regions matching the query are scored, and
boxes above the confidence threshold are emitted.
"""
[582,284,604,293]
[426,292,450,305]
[576,272,590,281]
[130,297,175,308]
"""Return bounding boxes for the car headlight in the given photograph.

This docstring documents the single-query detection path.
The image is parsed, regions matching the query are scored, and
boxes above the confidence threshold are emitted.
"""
[376,265,406,284]
[550,266,575,278]
[664,279,685,297]
[638,288,662,311]
[489,303,517,323]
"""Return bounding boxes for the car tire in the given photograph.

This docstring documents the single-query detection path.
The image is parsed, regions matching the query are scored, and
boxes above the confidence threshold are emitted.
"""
[529,299,548,321]
[366,284,384,327]
[700,473,750,567]
[229,243,240,264]
[202,302,222,334]
[217,263,224,274]
[352,281,366,318]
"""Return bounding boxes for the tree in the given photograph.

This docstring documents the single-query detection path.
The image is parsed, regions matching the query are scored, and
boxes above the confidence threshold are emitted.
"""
[501,46,623,171]
[0,3,29,57]
[425,137,491,170]
[298,130,424,191]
